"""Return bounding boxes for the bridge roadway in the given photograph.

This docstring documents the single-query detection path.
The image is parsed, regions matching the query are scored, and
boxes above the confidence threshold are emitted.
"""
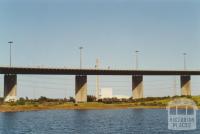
[0,66,200,75]
[0,66,199,102]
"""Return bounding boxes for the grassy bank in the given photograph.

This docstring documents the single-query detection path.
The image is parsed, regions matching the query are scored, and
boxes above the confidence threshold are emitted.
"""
[0,96,200,112]
[0,102,166,112]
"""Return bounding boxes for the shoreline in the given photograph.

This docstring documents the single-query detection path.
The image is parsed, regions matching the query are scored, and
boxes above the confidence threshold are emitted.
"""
[0,103,167,112]
[1,105,199,113]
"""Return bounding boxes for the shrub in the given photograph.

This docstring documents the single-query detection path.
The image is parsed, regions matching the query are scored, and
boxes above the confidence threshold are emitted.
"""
[9,102,17,106]
[121,98,129,102]
[38,96,48,103]
[102,97,121,104]
[69,97,75,103]
[87,95,96,102]
[0,98,4,105]
[33,103,38,107]
[98,99,102,102]
[16,97,26,105]
[140,102,146,106]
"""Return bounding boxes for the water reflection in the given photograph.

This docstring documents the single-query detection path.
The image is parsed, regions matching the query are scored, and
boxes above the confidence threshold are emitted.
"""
[0,112,19,134]
[71,110,91,133]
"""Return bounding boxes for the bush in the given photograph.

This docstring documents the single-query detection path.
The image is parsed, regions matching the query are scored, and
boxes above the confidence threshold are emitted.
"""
[98,99,102,102]
[0,98,4,105]
[69,97,75,103]
[16,97,26,105]
[140,102,146,106]
[121,98,129,102]
[33,103,38,107]
[102,97,121,104]
[128,96,171,103]
[181,95,192,98]
[9,102,17,106]
[38,96,48,103]
[87,95,96,102]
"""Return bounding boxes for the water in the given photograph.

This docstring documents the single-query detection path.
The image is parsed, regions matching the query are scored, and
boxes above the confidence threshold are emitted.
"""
[0,109,200,134]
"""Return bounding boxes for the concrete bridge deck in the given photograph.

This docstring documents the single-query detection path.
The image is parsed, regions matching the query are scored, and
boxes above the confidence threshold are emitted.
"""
[0,67,200,75]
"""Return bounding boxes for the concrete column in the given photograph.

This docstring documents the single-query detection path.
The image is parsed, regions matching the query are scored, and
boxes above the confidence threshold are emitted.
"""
[180,75,191,96]
[4,74,17,102]
[75,75,87,102]
[132,75,143,99]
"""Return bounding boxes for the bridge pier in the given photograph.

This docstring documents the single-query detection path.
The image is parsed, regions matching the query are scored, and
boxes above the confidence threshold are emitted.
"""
[180,75,191,96]
[132,75,143,99]
[75,75,87,102]
[4,74,17,102]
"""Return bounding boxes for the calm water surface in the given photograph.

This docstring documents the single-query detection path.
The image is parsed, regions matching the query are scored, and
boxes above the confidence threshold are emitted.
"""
[0,109,199,134]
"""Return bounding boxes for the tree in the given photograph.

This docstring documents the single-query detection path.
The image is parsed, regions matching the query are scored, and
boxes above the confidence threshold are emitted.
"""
[69,97,75,102]
[87,95,96,102]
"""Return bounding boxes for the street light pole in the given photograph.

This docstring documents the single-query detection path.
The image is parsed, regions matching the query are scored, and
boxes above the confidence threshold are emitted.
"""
[135,50,139,70]
[95,58,100,100]
[183,53,187,70]
[79,47,83,69]
[8,41,13,67]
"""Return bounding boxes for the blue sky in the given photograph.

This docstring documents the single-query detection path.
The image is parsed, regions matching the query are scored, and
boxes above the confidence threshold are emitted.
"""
[0,0,200,98]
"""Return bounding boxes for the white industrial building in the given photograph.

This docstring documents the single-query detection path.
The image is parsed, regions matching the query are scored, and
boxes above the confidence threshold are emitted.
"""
[100,88,130,99]
[100,88,113,99]
[113,95,130,99]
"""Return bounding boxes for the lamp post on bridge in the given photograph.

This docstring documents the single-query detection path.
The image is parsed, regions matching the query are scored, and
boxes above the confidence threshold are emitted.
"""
[79,46,83,69]
[183,53,187,70]
[8,41,13,67]
[95,58,100,100]
[135,50,139,70]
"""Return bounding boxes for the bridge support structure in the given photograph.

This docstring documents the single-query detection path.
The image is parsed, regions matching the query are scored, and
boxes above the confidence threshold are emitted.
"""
[180,75,191,96]
[132,75,143,99]
[75,75,87,102]
[4,74,17,102]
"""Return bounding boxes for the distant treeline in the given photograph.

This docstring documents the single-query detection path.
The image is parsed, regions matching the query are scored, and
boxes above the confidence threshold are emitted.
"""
[0,95,198,106]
